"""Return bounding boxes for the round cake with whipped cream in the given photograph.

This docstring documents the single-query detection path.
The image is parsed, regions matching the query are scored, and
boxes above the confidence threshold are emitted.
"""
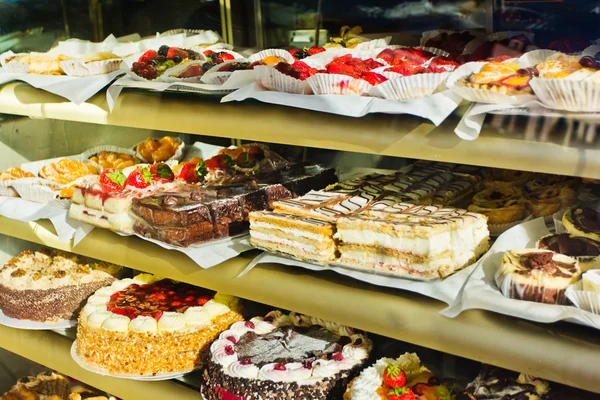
[201,310,372,400]
[75,274,243,375]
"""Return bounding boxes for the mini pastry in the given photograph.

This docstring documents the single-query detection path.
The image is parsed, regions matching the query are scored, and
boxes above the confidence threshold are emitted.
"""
[537,233,600,271]
[28,52,73,75]
[495,249,580,304]
[136,136,181,162]
[465,365,550,400]
[131,46,203,80]
[1,371,70,400]
[39,159,97,185]
[536,53,585,79]
[458,62,533,95]
[0,168,35,181]
[89,151,140,169]
[526,185,577,218]
[468,187,526,225]
[482,169,536,189]
[563,208,600,242]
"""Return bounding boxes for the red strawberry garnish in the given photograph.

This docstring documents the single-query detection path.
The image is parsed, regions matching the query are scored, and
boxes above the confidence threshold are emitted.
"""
[170,301,182,307]
[332,352,344,361]
[363,58,383,70]
[148,293,167,300]
[219,52,235,61]
[205,154,234,171]
[427,57,460,73]
[273,363,286,371]
[386,63,427,76]
[184,295,195,302]
[150,163,174,183]
[307,46,325,55]
[124,168,152,189]
[376,48,395,64]
[139,50,159,63]
[178,64,204,78]
[99,169,125,193]
[388,387,415,400]
[248,61,265,69]
[151,310,164,321]
[226,336,237,344]
[383,365,407,389]
[224,345,235,356]
[361,72,387,85]
[196,296,210,305]
[112,306,136,316]
[327,62,360,78]
[244,320,255,329]
[204,50,216,56]
[167,47,189,60]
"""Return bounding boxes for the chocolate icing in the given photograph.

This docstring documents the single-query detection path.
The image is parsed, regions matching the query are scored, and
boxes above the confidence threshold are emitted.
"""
[574,208,600,233]
[465,365,550,400]
[539,234,600,257]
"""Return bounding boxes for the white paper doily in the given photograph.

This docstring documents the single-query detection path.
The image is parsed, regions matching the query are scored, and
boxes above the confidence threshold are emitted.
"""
[0,309,76,330]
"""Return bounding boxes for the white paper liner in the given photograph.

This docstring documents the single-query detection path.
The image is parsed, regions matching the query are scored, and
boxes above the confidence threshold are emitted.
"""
[0,308,76,330]
[0,51,29,73]
[10,178,62,203]
[239,250,479,305]
[60,59,123,77]
[201,43,235,52]
[371,72,450,102]
[183,31,223,48]
[133,137,185,163]
[200,59,249,85]
[488,213,533,236]
[182,142,225,161]
[248,49,295,64]
[306,73,371,96]
[302,48,383,70]
[519,49,559,68]
[580,45,600,57]
[0,181,18,198]
[70,341,192,380]
[202,49,244,60]
[566,281,600,316]
[81,145,141,172]
[49,34,120,57]
[112,33,188,57]
[352,37,392,50]
[254,65,312,95]
[447,61,537,105]
[530,78,600,112]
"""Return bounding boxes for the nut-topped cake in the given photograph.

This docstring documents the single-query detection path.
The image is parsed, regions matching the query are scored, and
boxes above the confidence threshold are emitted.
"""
[202,310,372,400]
[0,249,117,322]
[75,274,243,375]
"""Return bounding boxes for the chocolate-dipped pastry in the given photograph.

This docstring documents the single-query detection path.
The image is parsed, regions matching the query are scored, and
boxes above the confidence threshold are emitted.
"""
[537,233,600,272]
[465,365,551,400]
[563,208,600,242]
[495,249,580,304]
[131,191,214,227]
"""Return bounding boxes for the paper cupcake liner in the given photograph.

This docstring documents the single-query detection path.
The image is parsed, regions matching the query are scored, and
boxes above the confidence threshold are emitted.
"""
[60,59,123,77]
[580,45,600,57]
[488,213,533,236]
[306,73,371,96]
[200,59,249,85]
[353,37,392,50]
[447,61,536,105]
[133,137,185,163]
[11,178,62,203]
[254,65,311,95]
[371,72,449,101]
[530,78,600,112]
[158,60,206,84]
[0,181,18,197]
[248,49,295,64]
[201,43,234,52]
[519,49,559,68]
[566,281,600,315]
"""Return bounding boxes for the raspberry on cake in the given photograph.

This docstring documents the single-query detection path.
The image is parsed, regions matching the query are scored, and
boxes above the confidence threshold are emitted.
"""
[344,352,454,400]
[202,310,372,400]
[75,274,243,376]
[0,249,118,322]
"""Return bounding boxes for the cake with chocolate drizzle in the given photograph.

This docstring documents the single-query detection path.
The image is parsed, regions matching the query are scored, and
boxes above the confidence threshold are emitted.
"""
[202,310,372,400]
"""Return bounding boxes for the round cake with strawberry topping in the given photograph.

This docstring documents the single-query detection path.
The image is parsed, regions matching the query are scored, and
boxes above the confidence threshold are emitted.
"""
[75,274,243,376]
[201,310,372,400]
[344,353,455,400]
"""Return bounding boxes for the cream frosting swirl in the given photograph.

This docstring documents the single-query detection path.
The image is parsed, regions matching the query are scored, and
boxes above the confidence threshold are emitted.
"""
[130,316,158,333]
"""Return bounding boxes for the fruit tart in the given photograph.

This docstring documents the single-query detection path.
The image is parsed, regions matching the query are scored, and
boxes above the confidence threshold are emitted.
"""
[468,187,526,225]
[377,48,436,66]
[0,168,35,197]
[131,46,203,80]
[344,352,455,400]
[39,159,98,199]
[136,136,182,162]
[289,46,326,60]
[457,61,534,95]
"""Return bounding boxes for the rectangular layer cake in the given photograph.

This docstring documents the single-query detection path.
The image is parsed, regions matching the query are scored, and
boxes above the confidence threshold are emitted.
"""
[335,204,490,278]
[249,211,337,262]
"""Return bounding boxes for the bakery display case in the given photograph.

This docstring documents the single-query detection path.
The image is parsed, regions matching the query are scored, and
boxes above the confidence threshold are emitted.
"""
[1,1,600,399]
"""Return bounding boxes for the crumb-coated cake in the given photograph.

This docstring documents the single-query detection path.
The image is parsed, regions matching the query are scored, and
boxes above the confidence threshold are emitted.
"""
[202,310,372,400]
[495,249,580,305]
[344,352,454,400]
[75,274,243,375]
[0,250,117,322]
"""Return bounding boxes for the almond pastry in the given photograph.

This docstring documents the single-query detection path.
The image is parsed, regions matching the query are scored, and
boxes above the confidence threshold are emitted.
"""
[136,136,181,162]
[39,159,97,185]
[0,168,35,181]
[89,151,140,169]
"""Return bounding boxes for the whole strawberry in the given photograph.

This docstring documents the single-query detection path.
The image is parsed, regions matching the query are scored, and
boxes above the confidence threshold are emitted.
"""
[139,50,159,63]
[149,163,174,183]
[307,46,325,56]
[388,387,416,400]
[99,169,125,193]
[124,168,152,189]
[383,365,407,389]
[205,154,234,171]
[166,47,189,61]
[362,71,387,86]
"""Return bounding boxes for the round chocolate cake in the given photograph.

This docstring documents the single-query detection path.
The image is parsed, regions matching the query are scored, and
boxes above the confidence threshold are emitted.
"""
[202,310,372,400]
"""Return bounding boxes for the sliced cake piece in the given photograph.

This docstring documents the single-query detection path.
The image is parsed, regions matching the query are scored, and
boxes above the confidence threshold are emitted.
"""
[249,211,337,262]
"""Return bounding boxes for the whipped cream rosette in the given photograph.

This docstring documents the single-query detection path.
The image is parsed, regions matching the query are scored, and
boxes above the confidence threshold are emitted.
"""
[448,61,537,105]
[255,65,312,94]
[75,274,243,376]
[202,310,372,400]
[307,73,372,96]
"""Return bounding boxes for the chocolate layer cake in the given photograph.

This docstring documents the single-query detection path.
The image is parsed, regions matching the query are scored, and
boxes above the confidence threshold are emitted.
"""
[0,250,116,322]
[495,250,580,305]
[201,310,372,400]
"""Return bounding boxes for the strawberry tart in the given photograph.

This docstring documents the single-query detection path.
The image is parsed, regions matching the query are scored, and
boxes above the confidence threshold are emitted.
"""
[344,353,455,400]
[75,274,243,375]
[201,310,372,400]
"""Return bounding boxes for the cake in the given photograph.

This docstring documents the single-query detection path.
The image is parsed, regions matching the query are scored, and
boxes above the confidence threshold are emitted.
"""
[457,62,533,95]
[75,274,243,375]
[202,310,372,400]
[0,249,117,322]
[537,233,600,271]
[1,371,70,400]
[465,365,550,400]
[344,352,454,400]
[249,211,337,262]
[336,204,490,278]
[563,208,600,242]
[495,249,581,304]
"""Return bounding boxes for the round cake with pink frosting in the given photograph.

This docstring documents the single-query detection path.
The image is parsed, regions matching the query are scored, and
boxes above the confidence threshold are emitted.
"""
[201,310,372,400]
